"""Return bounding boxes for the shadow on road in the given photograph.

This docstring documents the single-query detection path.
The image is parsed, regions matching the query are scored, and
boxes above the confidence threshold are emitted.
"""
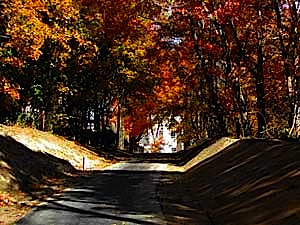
[39,198,158,225]
[17,170,210,225]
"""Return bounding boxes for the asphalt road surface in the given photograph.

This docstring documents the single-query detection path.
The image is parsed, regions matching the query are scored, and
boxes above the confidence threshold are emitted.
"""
[16,171,210,225]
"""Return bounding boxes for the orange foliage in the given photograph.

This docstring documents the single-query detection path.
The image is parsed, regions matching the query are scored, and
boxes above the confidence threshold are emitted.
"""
[0,76,20,100]
[124,96,155,137]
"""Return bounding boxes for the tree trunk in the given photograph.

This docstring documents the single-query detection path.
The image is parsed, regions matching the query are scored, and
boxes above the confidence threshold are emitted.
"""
[255,0,266,138]
[129,136,136,153]
[116,103,121,147]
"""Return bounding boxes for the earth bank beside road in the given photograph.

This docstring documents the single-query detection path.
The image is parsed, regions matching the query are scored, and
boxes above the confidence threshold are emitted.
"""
[0,125,116,225]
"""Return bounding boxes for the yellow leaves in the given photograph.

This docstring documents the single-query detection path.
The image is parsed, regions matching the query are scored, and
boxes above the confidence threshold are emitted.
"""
[155,74,184,105]
[123,39,143,57]
[94,13,103,22]
[2,57,23,68]
[120,68,137,79]
[2,0,87,64]
[47,0,80,21]
[4,1,52,61]
[29,49,43,61]
[57,83,70,93]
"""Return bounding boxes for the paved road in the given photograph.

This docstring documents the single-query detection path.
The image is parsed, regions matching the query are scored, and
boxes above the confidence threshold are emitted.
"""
[15,138,236,225]
[16,171,210,225]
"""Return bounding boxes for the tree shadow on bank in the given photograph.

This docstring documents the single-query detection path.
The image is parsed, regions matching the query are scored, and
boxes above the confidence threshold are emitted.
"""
[160,139,300,225]
[0,135,77,200]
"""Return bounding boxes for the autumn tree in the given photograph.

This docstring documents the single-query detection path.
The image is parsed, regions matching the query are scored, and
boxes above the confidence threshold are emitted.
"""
[1,0,300,151]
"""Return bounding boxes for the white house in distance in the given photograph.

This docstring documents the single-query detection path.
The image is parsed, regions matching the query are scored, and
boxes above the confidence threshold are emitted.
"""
[138,116,184,153]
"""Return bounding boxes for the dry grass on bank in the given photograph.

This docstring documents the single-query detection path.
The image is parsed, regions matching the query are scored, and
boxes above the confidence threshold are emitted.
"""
[0,125,117,225]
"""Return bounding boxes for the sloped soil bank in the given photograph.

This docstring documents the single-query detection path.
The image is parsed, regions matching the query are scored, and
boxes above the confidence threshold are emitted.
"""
[0,125,116,225]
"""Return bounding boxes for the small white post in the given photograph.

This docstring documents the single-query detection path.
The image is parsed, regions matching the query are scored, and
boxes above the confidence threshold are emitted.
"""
[83,156,85,171]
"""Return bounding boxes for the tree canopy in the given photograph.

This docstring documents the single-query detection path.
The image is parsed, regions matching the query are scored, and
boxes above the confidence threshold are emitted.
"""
[1,0,300,149]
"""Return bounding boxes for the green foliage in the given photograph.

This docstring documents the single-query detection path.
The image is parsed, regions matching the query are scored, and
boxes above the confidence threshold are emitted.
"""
[52,113,70,130]
[278,128,290,139]
[29,84,44,109]
[16,112,39,128]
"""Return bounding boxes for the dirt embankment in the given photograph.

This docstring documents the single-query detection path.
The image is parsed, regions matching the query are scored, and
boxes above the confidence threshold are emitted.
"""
[0,125,116,225]
[160,139,300,225]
